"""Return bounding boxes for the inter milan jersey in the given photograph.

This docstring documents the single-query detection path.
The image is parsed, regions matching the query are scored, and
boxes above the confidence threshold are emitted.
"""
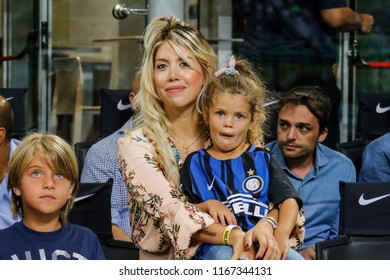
[180,145,301,231]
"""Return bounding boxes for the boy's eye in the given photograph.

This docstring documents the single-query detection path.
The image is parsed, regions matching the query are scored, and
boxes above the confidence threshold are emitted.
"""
[31,171,42,177]
[54,173,65,179]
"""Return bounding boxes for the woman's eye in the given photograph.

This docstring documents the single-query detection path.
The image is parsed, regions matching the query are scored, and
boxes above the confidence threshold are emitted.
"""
[156,63,167,70]
[180,61,190,68]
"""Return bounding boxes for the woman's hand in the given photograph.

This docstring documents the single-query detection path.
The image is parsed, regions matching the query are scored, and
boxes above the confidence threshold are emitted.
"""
[244,220,280,260]
[229,228,255,260]
[274,232,290,260]
[196,199,237,225]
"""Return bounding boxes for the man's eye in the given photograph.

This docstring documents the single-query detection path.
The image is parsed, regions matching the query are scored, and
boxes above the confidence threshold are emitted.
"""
[279,123,288,129]
[300,126,309,133]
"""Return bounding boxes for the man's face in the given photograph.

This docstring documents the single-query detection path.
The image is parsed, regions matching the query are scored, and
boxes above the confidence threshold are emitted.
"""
[277,104,327,160]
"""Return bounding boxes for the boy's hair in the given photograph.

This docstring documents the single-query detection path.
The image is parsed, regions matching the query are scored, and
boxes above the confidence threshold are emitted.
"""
[132,16,218,186]
[7,133,79,223]
[199,56,268,147]
[279,86,331,132]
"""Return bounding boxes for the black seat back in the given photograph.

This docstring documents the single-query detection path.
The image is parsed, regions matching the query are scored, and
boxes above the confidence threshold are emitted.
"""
[316,181,390,260]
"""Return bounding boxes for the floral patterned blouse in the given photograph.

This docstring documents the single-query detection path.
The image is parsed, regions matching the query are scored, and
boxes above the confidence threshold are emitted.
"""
[117,129,215,260]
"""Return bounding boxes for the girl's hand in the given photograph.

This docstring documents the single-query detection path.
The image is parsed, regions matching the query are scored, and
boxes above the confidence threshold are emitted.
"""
[196,200,237,225]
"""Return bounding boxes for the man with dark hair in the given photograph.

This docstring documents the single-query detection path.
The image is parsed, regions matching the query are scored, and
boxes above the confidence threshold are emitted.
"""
[0,95,21,228]
[266,86,356,259]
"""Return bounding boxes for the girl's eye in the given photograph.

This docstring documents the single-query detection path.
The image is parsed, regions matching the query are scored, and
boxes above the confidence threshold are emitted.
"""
[236,113,245,120]
[216,111,225,117]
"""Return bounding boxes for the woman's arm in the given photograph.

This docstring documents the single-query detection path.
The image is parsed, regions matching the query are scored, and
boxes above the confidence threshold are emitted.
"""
[192,223,255,260]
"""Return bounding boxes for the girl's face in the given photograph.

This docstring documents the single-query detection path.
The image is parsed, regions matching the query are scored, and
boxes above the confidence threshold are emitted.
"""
[13,153,74,222]
[153,43,205,113]
[205,91,254,159]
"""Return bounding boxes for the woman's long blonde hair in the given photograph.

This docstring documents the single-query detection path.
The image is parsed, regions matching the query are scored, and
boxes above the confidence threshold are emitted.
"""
[132,16,217,185]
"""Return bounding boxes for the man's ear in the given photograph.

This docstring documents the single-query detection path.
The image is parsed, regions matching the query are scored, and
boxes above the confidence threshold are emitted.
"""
[318,127,328,143]
[0,127,6,144]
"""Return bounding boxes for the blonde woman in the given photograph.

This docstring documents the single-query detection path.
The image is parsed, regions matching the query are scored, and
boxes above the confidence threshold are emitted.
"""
[118,16,279,260]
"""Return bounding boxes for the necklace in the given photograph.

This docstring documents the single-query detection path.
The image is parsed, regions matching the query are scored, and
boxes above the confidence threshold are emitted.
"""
[170,126,205,154]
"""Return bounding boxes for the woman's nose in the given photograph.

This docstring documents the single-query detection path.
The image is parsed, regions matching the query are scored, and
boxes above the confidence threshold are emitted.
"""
[169,66,179,81]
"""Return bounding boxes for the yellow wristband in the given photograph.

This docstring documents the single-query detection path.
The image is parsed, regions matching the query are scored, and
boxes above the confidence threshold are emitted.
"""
[223,225,237,246]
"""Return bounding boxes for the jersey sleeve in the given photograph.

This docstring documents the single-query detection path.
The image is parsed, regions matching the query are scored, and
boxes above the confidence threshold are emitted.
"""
[268,153,303,208]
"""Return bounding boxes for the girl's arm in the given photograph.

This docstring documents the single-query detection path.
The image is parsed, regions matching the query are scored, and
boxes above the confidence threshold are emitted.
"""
[273,198,299,260]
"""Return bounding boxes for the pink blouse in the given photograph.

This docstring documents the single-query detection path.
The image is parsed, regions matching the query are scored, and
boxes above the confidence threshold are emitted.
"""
[117,129,214,260]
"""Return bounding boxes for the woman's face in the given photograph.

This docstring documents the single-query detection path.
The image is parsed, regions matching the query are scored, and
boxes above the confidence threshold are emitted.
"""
[153,43,204,112]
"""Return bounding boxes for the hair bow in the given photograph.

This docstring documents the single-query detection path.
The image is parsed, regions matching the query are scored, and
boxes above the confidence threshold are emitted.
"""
[215,55,240,77]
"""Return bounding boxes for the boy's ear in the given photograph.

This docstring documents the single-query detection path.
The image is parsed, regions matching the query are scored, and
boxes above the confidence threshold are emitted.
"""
[13,187,22,197]
[68,183,75,199]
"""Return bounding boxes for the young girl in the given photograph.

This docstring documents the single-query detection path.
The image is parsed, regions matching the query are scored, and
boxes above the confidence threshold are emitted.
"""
[180,56,305,260]
[0,133,105,260]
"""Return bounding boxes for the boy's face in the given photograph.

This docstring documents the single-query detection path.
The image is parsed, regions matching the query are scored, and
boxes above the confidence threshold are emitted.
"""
[277,104,327,160]
[205,91,253,158]
[13,153,75,222]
